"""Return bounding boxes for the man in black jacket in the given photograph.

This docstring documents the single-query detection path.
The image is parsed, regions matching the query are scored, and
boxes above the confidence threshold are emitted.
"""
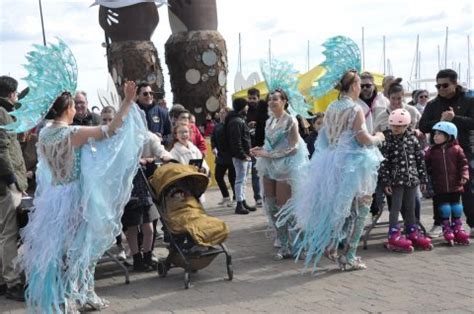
[246,88,263,207]
[225,98,256,214]
[419,69,474,237]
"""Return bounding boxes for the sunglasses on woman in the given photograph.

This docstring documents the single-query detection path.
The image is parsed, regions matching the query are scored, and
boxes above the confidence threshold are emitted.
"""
[419,95,429,99]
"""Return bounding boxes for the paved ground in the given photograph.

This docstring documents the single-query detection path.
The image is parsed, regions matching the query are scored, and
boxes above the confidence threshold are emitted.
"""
[1,185,473,313]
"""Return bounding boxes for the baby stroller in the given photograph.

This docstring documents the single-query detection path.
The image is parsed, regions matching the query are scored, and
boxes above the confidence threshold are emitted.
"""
[146,163,233,289]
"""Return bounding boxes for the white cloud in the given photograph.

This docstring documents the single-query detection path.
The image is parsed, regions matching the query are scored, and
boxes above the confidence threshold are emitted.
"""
[1,0,473,109]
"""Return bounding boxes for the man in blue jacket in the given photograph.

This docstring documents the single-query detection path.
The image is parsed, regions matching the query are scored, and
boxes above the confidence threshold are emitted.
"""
[136,83,171,141]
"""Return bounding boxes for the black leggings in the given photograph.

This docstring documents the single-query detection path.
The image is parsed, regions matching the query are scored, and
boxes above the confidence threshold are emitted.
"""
[214,163,236,199]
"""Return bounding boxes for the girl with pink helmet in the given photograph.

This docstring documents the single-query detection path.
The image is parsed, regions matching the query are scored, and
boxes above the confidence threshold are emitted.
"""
[379,108,432,252]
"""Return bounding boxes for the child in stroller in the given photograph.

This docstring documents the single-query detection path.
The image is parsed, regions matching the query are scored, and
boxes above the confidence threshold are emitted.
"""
[148,163,233,288]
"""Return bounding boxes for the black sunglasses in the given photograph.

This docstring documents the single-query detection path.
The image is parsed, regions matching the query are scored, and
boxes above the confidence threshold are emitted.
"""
[435,83,450,89]
[419,95,429,99]
[361,84,373,89]
[141,91,154,97]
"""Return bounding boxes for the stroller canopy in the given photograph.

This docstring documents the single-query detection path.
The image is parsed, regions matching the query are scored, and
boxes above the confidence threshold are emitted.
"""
[150,163,209,198]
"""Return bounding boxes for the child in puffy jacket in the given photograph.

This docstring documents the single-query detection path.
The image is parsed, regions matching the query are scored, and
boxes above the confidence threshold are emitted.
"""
[379,109,431,252]
[425,121,470,245]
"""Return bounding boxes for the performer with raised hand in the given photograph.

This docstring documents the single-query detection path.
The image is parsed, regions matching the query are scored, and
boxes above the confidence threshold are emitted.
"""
[3,40,148,313]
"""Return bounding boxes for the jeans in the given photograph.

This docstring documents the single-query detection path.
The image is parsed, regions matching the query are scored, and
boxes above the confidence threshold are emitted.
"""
[251,157,262,201]
[232,158,251,202]
[215,163,236,199]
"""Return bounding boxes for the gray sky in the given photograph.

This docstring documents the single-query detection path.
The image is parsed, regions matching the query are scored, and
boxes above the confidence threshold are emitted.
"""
[0,0,472,107]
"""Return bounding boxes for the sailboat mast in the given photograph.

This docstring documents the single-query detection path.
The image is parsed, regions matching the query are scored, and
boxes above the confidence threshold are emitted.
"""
[307,40,310,71]
[444,27,449,68]
[383,35,386,75]
[468,35,471,88]
[362,27,366,71]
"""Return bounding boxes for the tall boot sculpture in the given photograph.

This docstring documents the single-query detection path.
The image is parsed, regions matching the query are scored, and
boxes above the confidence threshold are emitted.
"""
[165,0,228,124]
[98,2,165,98]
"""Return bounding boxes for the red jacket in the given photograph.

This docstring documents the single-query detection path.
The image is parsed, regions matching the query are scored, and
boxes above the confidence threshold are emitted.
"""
[189,123,207,155]
[425,141,469,195]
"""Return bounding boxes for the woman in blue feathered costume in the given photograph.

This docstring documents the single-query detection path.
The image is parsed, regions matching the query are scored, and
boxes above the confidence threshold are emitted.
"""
[279,70,385,271]
[250,88,309,260]
[18,81,148,313]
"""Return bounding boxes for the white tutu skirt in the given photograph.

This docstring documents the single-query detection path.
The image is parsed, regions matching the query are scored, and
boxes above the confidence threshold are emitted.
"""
[277,133,383,271]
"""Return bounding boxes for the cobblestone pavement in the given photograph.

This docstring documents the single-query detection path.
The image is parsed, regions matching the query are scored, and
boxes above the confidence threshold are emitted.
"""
[1,186,473,313]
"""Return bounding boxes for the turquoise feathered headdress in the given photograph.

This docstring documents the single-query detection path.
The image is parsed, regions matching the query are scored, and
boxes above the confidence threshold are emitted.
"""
[260,59,312,118]
[311,36,361,99]
[1,38,78,133]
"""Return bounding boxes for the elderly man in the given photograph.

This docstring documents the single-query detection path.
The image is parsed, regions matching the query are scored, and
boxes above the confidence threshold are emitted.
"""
[0,76,27,301]
[420,69,474,238]
[72,91,101,126]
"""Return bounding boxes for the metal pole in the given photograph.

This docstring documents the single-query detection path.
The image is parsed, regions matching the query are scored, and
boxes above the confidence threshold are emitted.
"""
[383,35,386,75]
[307,40,310,71]
[415,35,419,87]
[38,0,47,46]
[468,35,471,88]
[437,45,441,70]
[238,33,242,73]
[445,26,448,68]
[362,27,365,71]
[418,51,421,89]
[268,39,272,66]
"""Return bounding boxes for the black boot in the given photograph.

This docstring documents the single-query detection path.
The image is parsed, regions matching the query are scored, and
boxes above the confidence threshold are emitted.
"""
[242,200,256,212]
[235,201,249,215]
[143,251,158,270]
[132,253,150,272]
[5,284,25,302]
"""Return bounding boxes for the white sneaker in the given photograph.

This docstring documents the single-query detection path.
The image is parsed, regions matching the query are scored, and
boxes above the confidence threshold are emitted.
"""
[117,249,127,261]
[273,238,281,248]
[226,199,236,207]
[218,197,230,206]
[427,225,443,238]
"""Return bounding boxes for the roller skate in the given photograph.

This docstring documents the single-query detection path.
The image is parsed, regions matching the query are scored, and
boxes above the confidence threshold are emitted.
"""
[407,224,433,250]
[452,218,470,245]
[385,226,414,253]
[441,219,455,246]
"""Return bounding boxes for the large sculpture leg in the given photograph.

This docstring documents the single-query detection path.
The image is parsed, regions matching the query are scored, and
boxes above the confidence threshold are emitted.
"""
[165,0,227,124]
[99,3,165,97]
[107,41,164,95]
[165,31,227,120]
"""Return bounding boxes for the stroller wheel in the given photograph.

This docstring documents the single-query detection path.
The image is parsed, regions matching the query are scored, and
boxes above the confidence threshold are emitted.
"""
[184,271,191,289]
[226,263,233,281]
[157,260,168,277]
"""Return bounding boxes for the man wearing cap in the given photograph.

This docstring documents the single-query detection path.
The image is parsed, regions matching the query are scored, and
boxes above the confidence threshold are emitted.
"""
[136,82,171,140]
[0,76,27,301]
[225,98,256,215]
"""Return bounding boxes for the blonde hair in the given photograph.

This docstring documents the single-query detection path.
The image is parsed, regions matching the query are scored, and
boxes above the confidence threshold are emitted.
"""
[173,124,191,145]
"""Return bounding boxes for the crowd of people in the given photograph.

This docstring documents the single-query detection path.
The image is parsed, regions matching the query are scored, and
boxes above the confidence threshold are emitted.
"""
[0,66,473,311]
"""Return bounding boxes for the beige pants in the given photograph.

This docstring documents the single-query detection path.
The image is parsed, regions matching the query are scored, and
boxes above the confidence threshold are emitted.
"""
[0,191,21,287]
